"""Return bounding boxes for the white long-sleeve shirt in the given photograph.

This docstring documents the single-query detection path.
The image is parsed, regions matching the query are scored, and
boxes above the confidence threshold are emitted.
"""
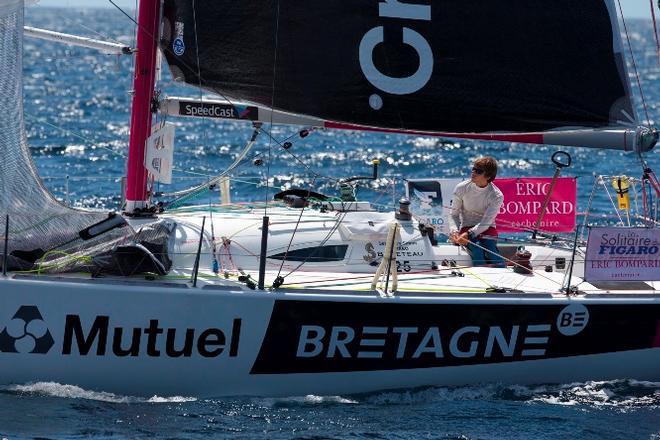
[448,180,504,236]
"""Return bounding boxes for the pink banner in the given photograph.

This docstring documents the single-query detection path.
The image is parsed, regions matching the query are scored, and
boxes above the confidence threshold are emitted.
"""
[494,177,577,233]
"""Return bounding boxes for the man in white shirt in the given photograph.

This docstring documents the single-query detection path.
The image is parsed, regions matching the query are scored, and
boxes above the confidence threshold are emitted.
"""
[448,156,505,268]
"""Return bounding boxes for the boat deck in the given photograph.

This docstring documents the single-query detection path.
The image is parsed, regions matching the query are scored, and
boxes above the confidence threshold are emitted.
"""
[246,268,655,294]
[9,267,658,302]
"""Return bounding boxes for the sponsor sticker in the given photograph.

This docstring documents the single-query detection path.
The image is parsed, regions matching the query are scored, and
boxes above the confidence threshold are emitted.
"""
[0,306,54,354]
[173,21,185,56]
[0,306,242,359]
[406,179,461,235]
[178,101,257,120]
[556,304,589,336]
[145,122,175,184]
[494,177,577,233]
[250,301,660,374]
[585,227,660,281]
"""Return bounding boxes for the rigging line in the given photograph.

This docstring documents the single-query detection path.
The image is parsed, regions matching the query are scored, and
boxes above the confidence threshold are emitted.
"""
[462,238,564,287]
[279,268,520,290]
[176,168,359,206]
[649,0,660,66]
[208,181,219,274]
[580,178,598,242]
[617,0,652,127]
[369,182,392,206]
[282,212,348,279]
[191,0,210,183]
[128,0,138,90]
[275,179,318,280]
[107,0,138,26]
[640,165,651,220]
[459,267,494,289]
[265,1,282,217]
[165,129,261,204]
[228,241,300,271]
[27,115,216,181]
[73,22,125,46]
[256,127,343,185]
[24,114,126,158]
[191,0,217,257]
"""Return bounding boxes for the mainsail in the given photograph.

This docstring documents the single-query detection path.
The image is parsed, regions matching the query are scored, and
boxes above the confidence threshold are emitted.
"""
[161,0,636,136]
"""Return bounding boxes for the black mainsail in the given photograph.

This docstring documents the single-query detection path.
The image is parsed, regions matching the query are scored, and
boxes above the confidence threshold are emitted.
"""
[162,0,639,140]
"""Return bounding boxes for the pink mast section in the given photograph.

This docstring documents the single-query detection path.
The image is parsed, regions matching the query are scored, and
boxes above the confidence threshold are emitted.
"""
[124,0,161,213]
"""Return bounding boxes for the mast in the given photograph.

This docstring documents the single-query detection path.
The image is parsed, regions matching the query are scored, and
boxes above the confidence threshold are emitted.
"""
[125,0,161,214]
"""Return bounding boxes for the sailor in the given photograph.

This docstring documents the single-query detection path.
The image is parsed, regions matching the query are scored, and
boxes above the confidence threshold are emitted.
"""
[448,157,506,268]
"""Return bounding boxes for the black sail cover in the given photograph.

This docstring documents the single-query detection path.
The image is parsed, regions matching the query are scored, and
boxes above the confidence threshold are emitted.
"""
[161,0,635,133]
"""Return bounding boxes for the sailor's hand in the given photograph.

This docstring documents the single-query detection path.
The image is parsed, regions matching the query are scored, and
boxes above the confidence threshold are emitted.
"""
[456,232,470,246]
[449,231,459,244]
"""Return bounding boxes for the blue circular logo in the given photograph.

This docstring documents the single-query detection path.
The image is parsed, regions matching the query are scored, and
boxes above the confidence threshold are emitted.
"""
[173,38,185,56]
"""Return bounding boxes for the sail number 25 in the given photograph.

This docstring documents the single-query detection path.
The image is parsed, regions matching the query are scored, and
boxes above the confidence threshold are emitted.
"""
[363,243,411,272]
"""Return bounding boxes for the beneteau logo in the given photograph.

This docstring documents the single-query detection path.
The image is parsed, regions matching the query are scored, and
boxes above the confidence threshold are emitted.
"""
[359,0,433,109]
[0,306,55,354]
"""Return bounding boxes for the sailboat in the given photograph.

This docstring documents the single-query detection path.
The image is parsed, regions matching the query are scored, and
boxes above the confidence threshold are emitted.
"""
[1,0,659,398]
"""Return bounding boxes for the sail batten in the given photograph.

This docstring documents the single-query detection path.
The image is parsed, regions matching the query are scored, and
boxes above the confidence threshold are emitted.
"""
[162,0,636,144]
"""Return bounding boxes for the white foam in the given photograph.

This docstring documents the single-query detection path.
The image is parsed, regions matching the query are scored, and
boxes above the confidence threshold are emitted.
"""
[626,379,660,388]
[64,144,86,154]
[411,137,438,148]
[257,394,358,407]
[147,395,197,403]
[367,384,502,404]
[525,380,660,408]
[365,380,660,408]
[3,382,197,404]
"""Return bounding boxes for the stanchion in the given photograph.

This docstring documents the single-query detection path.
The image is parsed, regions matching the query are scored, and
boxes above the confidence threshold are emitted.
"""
[258,216,269,290]
[192,216,206,287]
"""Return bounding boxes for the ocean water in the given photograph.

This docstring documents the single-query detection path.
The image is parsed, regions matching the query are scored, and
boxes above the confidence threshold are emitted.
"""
[1,380,660,439]
[2,5,659,439]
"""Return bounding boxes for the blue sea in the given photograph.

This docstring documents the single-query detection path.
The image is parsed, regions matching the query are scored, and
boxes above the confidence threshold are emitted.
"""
[2,5,659,439]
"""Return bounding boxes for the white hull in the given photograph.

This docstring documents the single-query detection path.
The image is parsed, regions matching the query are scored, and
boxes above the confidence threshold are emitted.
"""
[1,275,658,397]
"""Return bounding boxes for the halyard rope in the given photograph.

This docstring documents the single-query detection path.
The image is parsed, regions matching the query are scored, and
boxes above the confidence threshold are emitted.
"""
[618,0,652,127]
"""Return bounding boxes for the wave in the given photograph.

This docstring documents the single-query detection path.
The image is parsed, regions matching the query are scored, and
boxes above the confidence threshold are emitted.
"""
[2,381,197,404]
[364,379,660,408]
[523,379,660,407]
[256,394,358,408]
[3,379,659,408]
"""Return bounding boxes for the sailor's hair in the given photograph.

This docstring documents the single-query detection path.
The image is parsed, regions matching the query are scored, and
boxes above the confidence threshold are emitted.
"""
[474,156,498,182]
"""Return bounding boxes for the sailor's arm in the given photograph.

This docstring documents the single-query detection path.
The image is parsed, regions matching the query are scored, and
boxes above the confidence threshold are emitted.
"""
[448,187,463,235]
[448,186,464,244]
